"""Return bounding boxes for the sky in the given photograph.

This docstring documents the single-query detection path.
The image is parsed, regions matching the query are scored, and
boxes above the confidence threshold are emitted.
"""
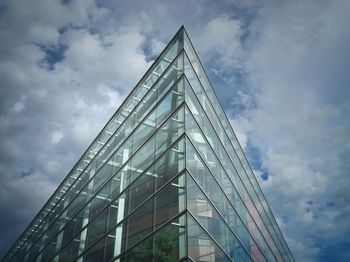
[0,0,349,261]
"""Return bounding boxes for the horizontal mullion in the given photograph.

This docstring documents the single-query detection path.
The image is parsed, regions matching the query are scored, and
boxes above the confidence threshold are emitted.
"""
[187,256,195,262]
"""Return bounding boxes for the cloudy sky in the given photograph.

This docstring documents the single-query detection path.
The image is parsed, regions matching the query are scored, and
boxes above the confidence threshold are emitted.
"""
[0,0,349,261]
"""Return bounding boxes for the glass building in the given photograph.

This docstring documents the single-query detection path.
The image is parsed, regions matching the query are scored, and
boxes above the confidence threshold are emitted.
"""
[2,27,294,262]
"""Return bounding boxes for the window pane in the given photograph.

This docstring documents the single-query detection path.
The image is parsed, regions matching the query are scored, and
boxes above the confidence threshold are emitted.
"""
[154,173,185,229]
[118,214,186,262]
[154,214,186,261]
[104,234,116,262]
[127,137,156,186]
[86,207,108,248]
[187,175,252,261]
[119,235,153,262]
[155,77,184,127]
[155,134,185,190]
[124,168,156,214]
[187,214,231,262]
[125,200,154,250]
[84,235,106,262]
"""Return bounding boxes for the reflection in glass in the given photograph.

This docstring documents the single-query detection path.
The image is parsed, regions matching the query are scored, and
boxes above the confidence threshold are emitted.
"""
[118,214,186,262]
[187,214,231,262]
[187,174,252,262]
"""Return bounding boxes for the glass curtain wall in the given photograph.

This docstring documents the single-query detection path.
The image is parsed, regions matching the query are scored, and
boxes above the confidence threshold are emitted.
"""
[3,27,294,262]
[183,31,293,262]
[183,76,284,261]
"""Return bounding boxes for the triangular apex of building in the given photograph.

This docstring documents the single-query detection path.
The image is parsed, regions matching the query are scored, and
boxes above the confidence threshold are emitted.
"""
[3,27,294,262]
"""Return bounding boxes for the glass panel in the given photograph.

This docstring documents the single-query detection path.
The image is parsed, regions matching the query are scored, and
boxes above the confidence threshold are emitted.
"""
[125,200,154,251]
[106,201,119,232]
[84,235,107,262]
[56,236,80,262]
[90,197,107,221]
[59,218,75,252]
[126,81,184,186]
[187,214,231,262]
[127,134,156,185]
[117,213,186,262]
[184,104,248,204]
[104,234,116,262]
[155,78,184,128]
[86,207,108,248]
[154,174,186,229]
[119,234,153,262]
[155,131,185,189]
[153,214,186,261]
[155,106,185,159]
[124,168,156,214]
[187,175,252,262]
[122,136,185,220]
[40,241,56,262]
[52,228,87,262]
[92,161,114,195]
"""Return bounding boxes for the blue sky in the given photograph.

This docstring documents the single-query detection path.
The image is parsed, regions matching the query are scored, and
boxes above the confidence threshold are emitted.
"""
[0,0,349,261]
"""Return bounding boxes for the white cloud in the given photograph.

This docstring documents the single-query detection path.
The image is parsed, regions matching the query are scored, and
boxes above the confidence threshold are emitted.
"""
[51,130,64,144]
[229,0,350,260]
[0,0,152,256]
[0,0,107,49]
[61,28,151,90]
[0,0,349,261]
[196,16,245,70]
[13,101,25,113]
[150,38,166,57]
[229,118,248,150]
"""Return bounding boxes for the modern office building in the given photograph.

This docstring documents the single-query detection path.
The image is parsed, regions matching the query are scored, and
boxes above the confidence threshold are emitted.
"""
[3,27,294,262]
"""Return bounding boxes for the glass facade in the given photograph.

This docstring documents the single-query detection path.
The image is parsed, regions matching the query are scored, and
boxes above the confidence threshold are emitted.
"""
[2,27,294,262]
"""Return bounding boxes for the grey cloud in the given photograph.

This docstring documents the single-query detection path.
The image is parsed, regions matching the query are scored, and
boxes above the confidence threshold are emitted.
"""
[0,0,153,257]
[1,0,349,261]
[229,0,350,261]
[195,16,245,70]
[0,0,107,49]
